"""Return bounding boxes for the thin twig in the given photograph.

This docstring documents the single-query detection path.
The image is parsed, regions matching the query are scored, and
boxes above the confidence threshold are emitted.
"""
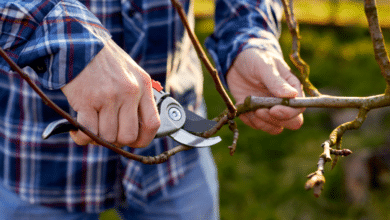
[305,108,368,197]
[305,164,326,198]
[228,120,239,156]
[321,141,332,162]
[329,107,369,145]
[281,0,321,97]
[364,0,390,91]
[331,141,342,170]
[202,115,229,138]
[305,146,353,197]
[330,149,352,156]
[170,0,236,119]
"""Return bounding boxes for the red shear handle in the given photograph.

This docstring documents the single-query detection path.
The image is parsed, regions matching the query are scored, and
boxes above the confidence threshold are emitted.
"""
[152,80,163,92]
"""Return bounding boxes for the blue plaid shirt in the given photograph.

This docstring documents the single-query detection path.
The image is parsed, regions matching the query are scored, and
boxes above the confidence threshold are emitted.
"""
[0,0,283,213]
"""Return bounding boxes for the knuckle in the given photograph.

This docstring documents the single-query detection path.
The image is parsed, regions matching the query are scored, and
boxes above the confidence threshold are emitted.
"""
[139,74,152,92]
[148,116,161,131]
[141,73,151,83]
[122,80,140,96]
[98,85,120,101]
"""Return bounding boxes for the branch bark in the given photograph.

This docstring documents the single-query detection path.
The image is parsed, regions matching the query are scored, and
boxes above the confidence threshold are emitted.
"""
[239,95,390,112]
[364,0,390,91]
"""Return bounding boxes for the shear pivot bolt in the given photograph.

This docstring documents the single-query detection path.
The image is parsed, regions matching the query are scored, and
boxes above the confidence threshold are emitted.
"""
[168,107,182,121]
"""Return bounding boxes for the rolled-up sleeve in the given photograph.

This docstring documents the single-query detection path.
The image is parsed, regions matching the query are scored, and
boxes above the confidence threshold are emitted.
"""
[205,0,283,88]
[0,0,111,89]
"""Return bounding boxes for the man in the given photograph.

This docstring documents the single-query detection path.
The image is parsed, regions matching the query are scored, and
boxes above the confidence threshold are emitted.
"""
[0,0,304,219]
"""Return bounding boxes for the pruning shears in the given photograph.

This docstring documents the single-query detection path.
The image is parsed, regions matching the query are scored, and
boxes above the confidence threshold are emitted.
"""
[42,80,221,148]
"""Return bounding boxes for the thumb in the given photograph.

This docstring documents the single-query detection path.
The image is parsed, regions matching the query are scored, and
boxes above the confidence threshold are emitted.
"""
[264,71,298,98]
[258,56,298,98]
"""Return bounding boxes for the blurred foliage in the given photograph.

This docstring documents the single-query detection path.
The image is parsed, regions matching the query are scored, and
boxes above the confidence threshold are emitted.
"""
[101,2,390,219]
[293,0,390,27]
[197,18,390,220]
[194,0,390,27]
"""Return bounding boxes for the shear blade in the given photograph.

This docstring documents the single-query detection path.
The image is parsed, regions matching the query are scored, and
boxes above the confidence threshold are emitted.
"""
[169,129,221,148]
[42,119,76,139]
[182,109,217,134]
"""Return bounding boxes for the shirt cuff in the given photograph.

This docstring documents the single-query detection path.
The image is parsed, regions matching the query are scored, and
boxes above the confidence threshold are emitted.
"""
[17,0,111,90]
[205,29,283,89]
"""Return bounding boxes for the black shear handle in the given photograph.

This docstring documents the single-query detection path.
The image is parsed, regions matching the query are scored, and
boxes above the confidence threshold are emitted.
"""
[42,119,77,139]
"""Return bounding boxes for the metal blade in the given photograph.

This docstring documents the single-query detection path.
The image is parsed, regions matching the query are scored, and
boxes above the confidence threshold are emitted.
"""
[182,109,217,133]
[169,129,221,148]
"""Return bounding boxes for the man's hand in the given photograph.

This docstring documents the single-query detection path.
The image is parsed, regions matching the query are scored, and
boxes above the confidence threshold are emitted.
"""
[227,48,305,135]
[61,39,160,147]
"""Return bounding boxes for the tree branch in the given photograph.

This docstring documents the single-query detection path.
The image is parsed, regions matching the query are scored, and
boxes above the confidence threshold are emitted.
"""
[198,94,390,140]
[239,95,390,113]
[364,0,390,92]
[281,0,321,97]
[170,0,236,119]
[305,107,367,197]
[228,120,239,156]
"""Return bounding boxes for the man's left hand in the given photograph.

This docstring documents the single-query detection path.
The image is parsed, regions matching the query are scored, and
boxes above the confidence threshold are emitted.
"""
[227,48,305,135]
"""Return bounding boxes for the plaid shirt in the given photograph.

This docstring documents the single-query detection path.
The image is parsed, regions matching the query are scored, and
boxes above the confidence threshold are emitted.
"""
[0,0,282,213]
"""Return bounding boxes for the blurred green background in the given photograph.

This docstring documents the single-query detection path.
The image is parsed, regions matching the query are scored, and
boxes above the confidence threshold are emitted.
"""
[101,0,390,219]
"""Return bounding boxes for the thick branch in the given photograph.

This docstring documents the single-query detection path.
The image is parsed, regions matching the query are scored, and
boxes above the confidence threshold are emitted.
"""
[238,95,390,113]
[204,94,390,138]
[364,0,390,90]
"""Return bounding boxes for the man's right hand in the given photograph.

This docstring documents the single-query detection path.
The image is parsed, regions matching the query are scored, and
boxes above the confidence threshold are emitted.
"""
[61,39,161,148]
